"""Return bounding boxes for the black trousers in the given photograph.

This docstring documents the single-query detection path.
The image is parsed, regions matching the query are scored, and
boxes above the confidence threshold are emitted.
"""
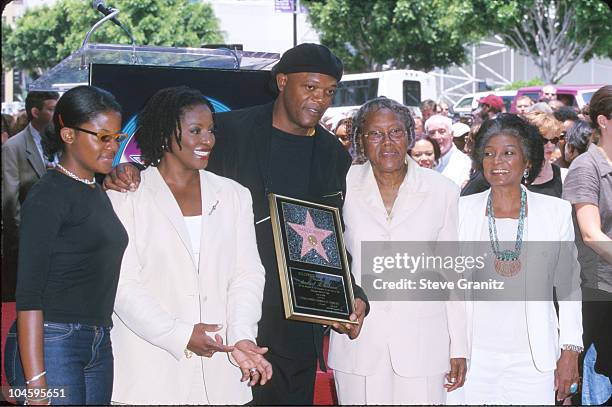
[582,298,612,377]
[252,352,317,405]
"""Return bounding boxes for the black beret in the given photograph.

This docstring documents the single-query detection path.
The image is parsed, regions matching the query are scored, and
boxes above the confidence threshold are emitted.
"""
[270,43,343,93]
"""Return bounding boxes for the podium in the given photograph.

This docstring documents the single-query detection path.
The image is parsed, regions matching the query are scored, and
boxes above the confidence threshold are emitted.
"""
[27,43,280,166]
[29,43,280,92]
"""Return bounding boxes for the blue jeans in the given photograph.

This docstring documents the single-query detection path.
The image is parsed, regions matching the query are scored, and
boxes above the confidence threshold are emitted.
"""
[583,344,612,405]
[4,321,114,405]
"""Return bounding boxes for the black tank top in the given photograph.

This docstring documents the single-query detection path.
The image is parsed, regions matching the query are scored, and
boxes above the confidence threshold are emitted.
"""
[527,163,563,198]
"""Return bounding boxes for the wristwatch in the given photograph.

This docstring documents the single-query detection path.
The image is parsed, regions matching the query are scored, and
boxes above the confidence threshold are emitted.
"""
[562,344,584,353]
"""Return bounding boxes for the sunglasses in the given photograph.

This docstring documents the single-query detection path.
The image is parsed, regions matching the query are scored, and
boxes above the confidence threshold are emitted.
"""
[541,132,565,145]
[71,126,128,143]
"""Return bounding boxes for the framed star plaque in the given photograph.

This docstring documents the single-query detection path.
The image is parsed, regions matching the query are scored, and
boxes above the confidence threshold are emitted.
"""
[268,194,357,326]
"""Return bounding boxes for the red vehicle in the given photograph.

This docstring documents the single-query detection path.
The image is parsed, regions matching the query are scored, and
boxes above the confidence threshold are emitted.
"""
[510,84,604,113]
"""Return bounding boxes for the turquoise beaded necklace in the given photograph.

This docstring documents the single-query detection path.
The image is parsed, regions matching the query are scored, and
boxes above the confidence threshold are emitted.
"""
[486,187,526,277]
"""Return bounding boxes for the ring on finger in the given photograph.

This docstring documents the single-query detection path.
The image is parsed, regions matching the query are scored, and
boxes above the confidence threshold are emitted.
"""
[249,367,258,375]
[569,382,579,394]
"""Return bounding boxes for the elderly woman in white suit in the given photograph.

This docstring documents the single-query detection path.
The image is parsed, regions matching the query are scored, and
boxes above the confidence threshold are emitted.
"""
[328,97,468,405]
[107,86,271,405]
[447,114,583,405]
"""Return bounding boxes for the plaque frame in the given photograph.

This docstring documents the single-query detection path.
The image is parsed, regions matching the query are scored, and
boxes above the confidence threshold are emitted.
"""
[268,193,357,326]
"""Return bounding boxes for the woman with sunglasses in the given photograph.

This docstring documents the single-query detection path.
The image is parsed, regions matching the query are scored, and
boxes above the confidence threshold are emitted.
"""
[524,111,565,197]
[5,86,129,405]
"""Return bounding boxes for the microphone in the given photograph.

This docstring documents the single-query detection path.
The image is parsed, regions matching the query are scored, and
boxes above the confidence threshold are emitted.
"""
[92,0,120,25]
[86,0,138,52]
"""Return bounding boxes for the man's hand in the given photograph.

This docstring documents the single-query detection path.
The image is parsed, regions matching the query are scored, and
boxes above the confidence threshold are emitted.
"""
[445,358,467,392]
[555,349,580,401]
[186,323,234,358]
[331,298,366,339]
[102,163,141,192]
[231,340,273,386]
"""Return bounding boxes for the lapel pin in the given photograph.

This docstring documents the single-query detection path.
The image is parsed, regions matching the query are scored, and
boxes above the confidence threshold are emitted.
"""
[208,200,219,216]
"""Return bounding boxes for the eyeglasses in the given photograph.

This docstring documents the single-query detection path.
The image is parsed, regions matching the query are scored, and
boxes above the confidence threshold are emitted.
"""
[427,128,447,137]
[364,128,407,143]
[543,92,557,97]
[541,132,565,145]
[71,126,128,143]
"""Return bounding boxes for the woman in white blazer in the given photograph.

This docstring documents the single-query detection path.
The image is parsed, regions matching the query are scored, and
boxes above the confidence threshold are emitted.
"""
[107,86,271,405]
[448,114,583,405]
[328,97,468,405]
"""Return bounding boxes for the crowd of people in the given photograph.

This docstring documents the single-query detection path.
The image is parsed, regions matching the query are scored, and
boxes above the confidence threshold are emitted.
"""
[1,42,610,406]
[2,91,60,302]
[2,110,32,146]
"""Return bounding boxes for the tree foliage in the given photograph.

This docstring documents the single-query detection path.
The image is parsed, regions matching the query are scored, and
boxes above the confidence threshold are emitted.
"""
[303,0,611,82]
[302,0,480,73]
[500,78,544,91]
[468,0,612,83]
[2,0,223,75]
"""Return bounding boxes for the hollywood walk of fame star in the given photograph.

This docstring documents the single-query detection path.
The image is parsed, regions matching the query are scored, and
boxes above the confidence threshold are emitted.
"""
[287,210,333,262]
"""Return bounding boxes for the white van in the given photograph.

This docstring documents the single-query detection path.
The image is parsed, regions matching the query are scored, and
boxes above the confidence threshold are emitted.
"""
[325,69,437,119]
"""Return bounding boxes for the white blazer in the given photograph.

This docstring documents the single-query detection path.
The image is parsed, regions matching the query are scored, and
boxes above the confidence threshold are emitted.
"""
[458,187,583,372]
[108,167,265,405]
[328,158,468,378]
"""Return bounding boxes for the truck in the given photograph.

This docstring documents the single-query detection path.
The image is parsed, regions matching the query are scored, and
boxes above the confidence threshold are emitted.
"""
[509,85,603,113]
[324,69,437,119]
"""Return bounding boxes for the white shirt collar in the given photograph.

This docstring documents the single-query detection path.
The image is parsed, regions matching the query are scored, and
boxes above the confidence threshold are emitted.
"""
[28,122,41,142]
[436,143,457,172]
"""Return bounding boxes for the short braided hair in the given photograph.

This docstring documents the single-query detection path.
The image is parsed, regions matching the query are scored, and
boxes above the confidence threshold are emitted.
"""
[136,86,214,167]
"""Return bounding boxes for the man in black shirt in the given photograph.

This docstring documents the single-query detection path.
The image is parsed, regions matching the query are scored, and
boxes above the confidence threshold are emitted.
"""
[105,43,369,405]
